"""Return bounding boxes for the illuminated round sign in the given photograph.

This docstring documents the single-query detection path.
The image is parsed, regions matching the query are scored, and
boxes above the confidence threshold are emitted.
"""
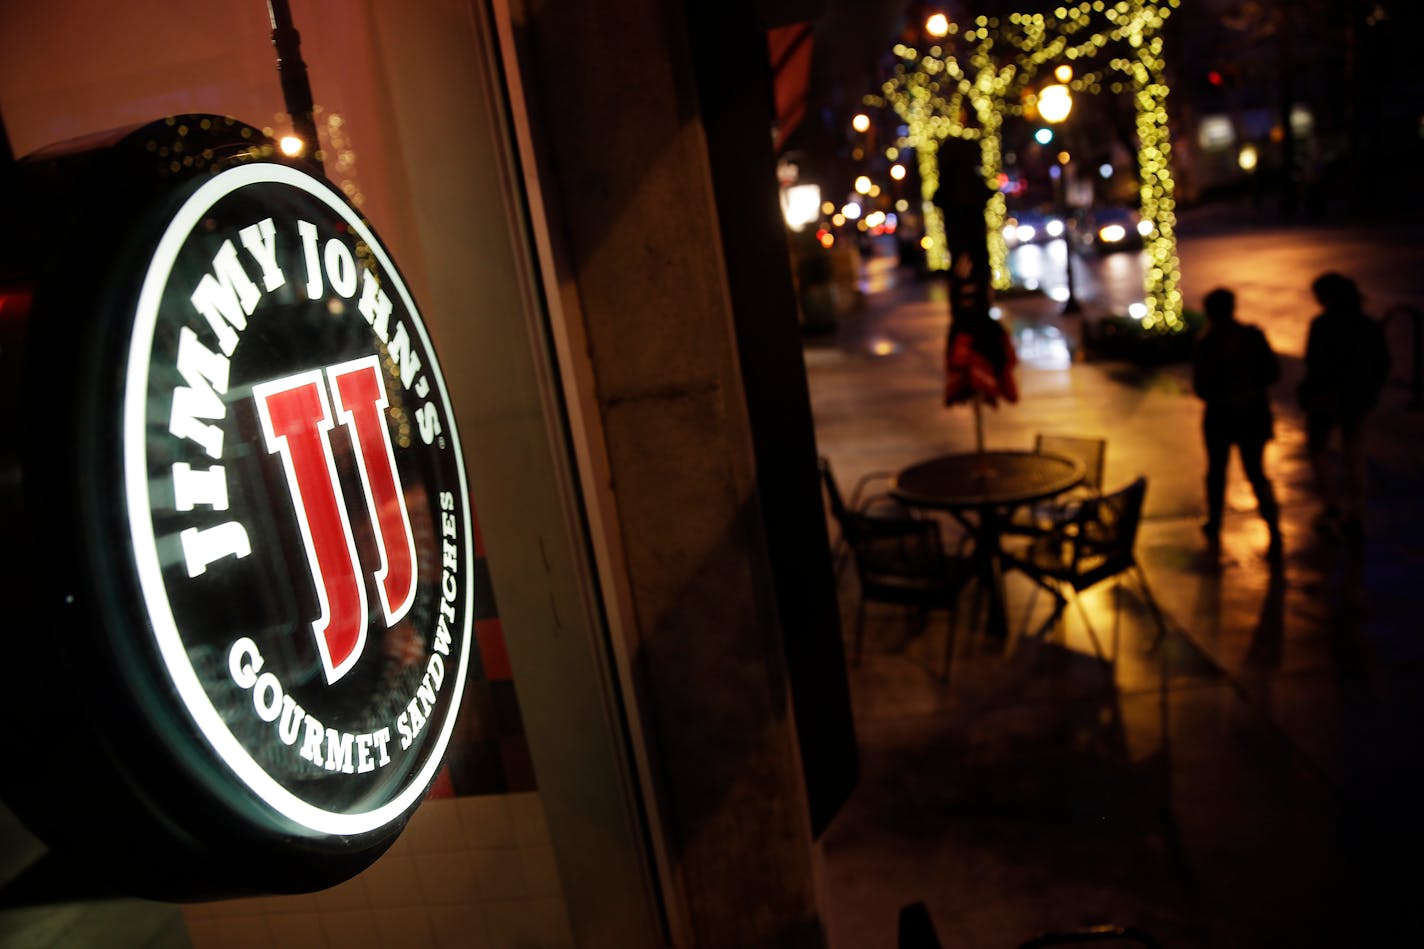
[0,117,474,894]
[126,160,474,833]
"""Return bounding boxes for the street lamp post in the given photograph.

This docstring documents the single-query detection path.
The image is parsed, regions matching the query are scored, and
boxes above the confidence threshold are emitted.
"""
[1051,155,1081,314]
[1039,79,1080,315]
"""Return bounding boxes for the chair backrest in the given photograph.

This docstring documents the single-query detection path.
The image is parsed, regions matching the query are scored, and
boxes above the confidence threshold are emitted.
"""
[818,455,852,526]
[1017,925,1161,949]
[1081,476,1148,563]
[1036,433,1107,490]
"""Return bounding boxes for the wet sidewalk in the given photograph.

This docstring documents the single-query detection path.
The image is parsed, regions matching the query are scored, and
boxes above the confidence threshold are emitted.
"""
[807,226,1424,948]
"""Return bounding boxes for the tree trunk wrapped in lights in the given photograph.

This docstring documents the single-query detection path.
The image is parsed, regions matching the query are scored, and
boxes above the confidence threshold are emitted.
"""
[936,137,1019,428]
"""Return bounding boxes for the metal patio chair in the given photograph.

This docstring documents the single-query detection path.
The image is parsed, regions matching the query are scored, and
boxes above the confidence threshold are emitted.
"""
[1016,924,1163,948]
[820,457,973,677]
[897,902,1162,949]
[1001,476,1167,663]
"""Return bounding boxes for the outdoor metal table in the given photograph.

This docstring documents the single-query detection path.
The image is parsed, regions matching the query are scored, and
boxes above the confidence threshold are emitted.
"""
[891,449,1085,641]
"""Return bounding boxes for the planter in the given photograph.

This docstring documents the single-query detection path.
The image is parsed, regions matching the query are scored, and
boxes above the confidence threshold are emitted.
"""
[1085,309,1204,365]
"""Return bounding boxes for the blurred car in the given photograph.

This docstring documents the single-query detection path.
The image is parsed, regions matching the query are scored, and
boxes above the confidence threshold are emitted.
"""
[1001,208,1066,248]
[1083,205,1150,254]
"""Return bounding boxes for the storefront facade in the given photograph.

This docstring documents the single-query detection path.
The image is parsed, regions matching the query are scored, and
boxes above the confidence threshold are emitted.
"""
[0,1,852,946]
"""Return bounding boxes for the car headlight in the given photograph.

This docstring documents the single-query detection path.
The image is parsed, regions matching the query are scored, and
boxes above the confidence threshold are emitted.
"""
[1098,223,1126,243]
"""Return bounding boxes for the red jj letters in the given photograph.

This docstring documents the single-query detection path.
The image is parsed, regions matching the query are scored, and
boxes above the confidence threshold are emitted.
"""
[254,356,417,683]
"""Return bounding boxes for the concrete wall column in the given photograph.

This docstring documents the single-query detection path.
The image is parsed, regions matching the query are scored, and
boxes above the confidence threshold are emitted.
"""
[501,0,824,944]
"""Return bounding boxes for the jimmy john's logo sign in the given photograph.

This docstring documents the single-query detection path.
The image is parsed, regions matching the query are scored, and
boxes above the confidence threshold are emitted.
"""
[123,162,473,836]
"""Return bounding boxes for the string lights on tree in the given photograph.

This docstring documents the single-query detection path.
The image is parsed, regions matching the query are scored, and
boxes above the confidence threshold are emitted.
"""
[866,0,1185,332]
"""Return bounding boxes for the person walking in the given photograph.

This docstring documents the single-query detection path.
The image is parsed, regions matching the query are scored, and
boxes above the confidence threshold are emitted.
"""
[1193,287,1284,560]
[1297,272,1391,536]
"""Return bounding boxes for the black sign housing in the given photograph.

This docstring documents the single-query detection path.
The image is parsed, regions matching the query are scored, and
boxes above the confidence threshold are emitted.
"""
[0,115,475,898]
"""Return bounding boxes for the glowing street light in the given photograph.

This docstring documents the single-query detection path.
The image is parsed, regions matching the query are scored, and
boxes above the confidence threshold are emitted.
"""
[1038,84,1073,124]
[889,163,907,181]
[926,13,950,38]
[851,113,871,133]
[854,175,872,195]
[279,135,306,157]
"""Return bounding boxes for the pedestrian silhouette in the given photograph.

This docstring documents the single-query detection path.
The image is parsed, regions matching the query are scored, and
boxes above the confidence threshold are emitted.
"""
[1192,287,1283,560]
[1297,272,1390,536]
